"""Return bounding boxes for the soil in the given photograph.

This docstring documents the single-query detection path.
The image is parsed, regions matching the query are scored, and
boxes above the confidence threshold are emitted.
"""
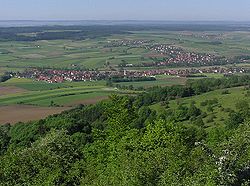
[0,105,70,125]
[0,86,27,96]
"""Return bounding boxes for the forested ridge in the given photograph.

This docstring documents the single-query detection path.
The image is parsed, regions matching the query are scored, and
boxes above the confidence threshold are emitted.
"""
[0,75,250,185]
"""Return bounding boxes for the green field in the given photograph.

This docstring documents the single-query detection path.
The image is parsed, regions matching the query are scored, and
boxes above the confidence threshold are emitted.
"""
[0,78,135,107]
[0,38,152,70]
[113,73,226,89]
[0,30,250,73]
[132,30,250,57]
[151,86,250,128]
[114,75,187,88]
[2,78,106,91]
[0,76,188,107]
[0,85,129,107]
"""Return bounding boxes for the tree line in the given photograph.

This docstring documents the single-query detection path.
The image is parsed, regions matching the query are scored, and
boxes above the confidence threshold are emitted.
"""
[0,72,11,82]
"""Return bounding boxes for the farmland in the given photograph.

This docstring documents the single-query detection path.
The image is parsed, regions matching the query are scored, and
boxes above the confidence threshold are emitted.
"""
[0,78,132,107]
[0,77,134,124]
[0,105,68,124]
[0,74,189,124]
[0,24,250,124]
[0,29,250,71]
[113,75,187,88]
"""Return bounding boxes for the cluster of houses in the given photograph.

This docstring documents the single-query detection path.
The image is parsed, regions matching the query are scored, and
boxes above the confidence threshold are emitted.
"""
[103,39,233,68]
[105,39,151,48]
[146,44,228,66]
[180,32,224,40]
[140,67,248,77]
[14,66,249,83]
[15,69,121,83]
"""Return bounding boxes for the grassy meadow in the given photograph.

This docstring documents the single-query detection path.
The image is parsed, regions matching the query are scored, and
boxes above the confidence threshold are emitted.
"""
[151,86,250,129]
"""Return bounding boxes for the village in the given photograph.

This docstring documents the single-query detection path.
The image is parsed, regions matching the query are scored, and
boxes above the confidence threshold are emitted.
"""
[104,39,230,67]
[145,44,229,66]
[14,66,248,83]
[104,39,151,48]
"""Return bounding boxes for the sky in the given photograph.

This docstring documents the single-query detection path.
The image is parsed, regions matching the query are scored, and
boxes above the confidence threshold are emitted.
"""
[0,0,250,21]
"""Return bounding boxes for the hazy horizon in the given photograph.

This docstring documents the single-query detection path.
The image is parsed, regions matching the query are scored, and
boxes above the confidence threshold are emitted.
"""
[0,20,250,28]
[1,0,250,21]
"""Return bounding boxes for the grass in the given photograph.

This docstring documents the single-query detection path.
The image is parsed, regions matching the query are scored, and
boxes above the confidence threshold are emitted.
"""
[151,86,250,128]
[0,78,136,107]
[0,76,185,107]
[187,73,225,79]
[0,38,154,70]
[2,78,106,91]
[33,91,111,106]
[1,30,250,72]
[2,78,70,91]
[169,87,249,110]
[114,75,187,88]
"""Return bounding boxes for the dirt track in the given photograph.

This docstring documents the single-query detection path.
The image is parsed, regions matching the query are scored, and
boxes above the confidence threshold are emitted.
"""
[0,105,70,125]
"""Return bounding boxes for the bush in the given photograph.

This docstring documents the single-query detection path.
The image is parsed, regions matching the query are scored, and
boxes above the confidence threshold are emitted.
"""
[220,107,225,112]
[200,100,208,107]
[221,90,230,95]
[206,115,216,123]
[201,112,208,118]
[224,108,233,113]
[193,117,205,127]
[226,112,244,129]
[207,105,214,112]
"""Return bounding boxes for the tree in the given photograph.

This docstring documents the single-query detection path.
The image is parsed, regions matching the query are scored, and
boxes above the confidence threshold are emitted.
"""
[193,116,205,127]
[226,112,244,129]
[0,124,11,155]
[0,130,84,185]
[188,103,201,118]
[50,100,55,107]
[175,105,189,121]
[106,79,113,87]
[236,100,249,118]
